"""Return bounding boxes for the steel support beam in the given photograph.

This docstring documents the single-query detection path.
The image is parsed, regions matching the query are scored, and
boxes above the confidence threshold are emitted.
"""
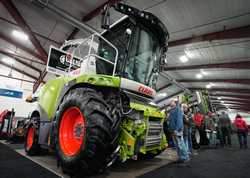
[168,25,250,47]
[33,69,47,92]
[1,0,47,62]
[215,106,250,112]
[228,108,250,111]
[211,101,250,106]
[0,74,34,83]
[178,79,250,85]
[164,60,250,71]
[189,88,250,94]
[216,107,250,112]
[0,60,37,80]
[0,32,43,60]
[0,49,41,74]
[210,97,250,103]
[0,16,62,46]
[66,0,121,40]
[214,103,250,108]
[213,104,250,109]
[0,48,44,65]
[210,94,250,100]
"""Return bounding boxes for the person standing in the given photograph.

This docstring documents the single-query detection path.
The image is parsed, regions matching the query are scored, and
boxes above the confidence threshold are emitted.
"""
[182,103,192,154]
[218,111,232,147]
[234,114,248,149]
[213,112,220,143]
[204,111,216,148]
[168,99,189,163]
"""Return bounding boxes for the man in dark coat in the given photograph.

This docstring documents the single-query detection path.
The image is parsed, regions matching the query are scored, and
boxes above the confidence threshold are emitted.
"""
[218,111,232,147]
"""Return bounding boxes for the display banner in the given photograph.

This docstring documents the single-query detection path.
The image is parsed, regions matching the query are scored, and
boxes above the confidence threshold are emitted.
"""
[0,88,23,98]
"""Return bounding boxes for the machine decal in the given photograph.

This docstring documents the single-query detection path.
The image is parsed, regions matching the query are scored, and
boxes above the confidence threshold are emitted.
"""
[47,46,82,76]
[138,86,153,96]
[120,78,156,98]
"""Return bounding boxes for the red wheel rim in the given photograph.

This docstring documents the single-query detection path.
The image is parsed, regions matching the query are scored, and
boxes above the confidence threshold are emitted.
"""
[59,107,86,156]
[27,126,34,149]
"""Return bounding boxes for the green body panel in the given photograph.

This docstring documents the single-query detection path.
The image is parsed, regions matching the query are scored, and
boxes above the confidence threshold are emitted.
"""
[38,74,120,119]
[38,77,65,119]
[74,75,120,88]
[130,102,165,118]
[118,102,167,161]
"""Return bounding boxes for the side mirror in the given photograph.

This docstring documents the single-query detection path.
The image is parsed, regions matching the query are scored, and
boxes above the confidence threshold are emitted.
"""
[101,4,111,29]
[160,46,168,66]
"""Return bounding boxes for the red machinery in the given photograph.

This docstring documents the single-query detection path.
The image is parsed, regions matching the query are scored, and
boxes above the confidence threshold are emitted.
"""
[0,109,26,142]
[0,110,13,137]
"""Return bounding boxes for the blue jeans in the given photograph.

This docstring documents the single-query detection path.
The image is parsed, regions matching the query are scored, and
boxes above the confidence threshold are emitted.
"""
[208,131,217,146]
[188,128,192,153]
[237,130,248,148]
[173,134,189,161]
[184,136,189,153]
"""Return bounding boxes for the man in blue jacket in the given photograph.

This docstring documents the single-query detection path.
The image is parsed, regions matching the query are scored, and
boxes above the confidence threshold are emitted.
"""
[168,99,189,163]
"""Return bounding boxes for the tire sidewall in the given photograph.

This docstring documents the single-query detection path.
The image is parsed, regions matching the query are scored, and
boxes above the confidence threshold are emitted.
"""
[55,98,89,166]
[24,117,40,155]
[0,119,4,134]
[25,124,39,153]
[55,88,119,175]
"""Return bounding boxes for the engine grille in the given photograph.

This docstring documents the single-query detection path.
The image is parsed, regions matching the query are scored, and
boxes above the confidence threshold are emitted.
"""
[144,120,163,147]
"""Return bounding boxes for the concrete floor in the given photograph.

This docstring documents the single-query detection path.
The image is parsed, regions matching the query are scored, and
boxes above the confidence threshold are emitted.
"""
[1,140,177,178]
[3,135,249,178]
[138,136,250,178]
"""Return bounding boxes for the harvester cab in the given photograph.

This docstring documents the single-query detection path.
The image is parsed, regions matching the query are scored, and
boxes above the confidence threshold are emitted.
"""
[47,3,169,101]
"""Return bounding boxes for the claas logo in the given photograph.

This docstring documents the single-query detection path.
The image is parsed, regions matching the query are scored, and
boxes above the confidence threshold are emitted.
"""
[138,86,153,96]
[59,53,81,67]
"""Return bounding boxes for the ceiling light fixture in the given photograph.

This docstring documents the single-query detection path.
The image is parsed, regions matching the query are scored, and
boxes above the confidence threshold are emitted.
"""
[12,30,28,41]
[218,97,222,100]
[200,69,208,76]
[184,50,194,58]
[206,84,212,89]
[179,55,189,63]
[196,73,203,79]
[221,101,224,103]
[209,82,214,86]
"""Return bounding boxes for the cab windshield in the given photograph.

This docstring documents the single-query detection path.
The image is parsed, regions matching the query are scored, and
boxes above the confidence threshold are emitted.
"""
[98,19,161,89]
[124,27,160,88]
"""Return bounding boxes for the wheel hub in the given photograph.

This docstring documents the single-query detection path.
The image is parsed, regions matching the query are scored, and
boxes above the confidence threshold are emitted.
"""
[26,126,34,149]
[73,123,84,140]
[59,107,86,156]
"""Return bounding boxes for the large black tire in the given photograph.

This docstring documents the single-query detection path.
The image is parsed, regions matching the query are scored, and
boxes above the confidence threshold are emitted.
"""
[0,119,4,136]
[200,129,210,146]
[0,113,10,139]
[24,117,41,155]
[192,128,201,149]
[55,88,120,176]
